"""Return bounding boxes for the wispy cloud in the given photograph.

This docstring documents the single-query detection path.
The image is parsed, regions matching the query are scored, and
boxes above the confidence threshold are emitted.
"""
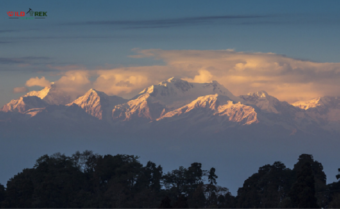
[0,56,51,65]
[0,29,16,33]
[63,13,340,29]
[21,49,340,102]
[66,14,276,29]
[0,58,24,65]
[0,56,73,72]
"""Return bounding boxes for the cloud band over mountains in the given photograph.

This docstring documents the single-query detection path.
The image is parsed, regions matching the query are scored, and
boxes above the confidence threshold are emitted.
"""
[19,49,340,103]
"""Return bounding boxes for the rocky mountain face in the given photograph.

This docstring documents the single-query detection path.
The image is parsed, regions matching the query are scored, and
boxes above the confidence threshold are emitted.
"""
[25,83,77,105]
[111,77,241,122]
[67,89,127,121]
[1,96,48,114]
[1,78,340,136]
[292,96,340,131]
[239,91,316,130]
[240,91,293,114]
[157,94,257,125]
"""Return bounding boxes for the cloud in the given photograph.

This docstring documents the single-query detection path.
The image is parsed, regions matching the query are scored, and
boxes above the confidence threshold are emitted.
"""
[23,71,93,100]
[94,70,148,95]
[0,58,24,65]
[33,65,179,98]
[54,70,92,94]
[68,15,271,29]
[23,49,340,102]
[132,49,340,102]
[0,56,51,66]
[63,14,340,30]
[13,86,28,93]
[183,69,213,83]
[93,66,170,97]
[26,76,51,87]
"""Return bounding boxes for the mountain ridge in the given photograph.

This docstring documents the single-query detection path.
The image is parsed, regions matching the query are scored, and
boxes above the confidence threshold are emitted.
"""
[67,88,127,120]
[1,78,340,136]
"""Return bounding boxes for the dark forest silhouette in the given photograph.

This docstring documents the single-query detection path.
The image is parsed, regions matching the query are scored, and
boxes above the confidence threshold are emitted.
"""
[1,151,340,208]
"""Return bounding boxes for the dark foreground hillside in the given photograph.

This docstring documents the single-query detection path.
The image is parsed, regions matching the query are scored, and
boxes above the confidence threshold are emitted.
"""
[1,151,340,208]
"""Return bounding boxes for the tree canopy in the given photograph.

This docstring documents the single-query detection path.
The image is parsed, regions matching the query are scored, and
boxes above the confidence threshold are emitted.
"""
[0,151,339,208]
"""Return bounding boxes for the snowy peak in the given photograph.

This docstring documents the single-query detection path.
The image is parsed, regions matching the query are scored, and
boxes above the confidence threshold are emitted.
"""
[292,96,340,110]
[68,89,126,120]
[112,94,166,122]
[188,94,221,110]
[157,94,258,125]
[240,90,285,114]
[138,77,193,97]
[167,77,180,82]
[163,77,193,92]
[292,98,322,110]
[136,77,239,109]
[290,96,340,126]
[25,86,51,100]
[76,88,108,102]
[1,96,48,114]
[110,78,243,124]
[204,80,235,96]
[3,77,340,135]
[158,94,222,118]
[111,78,239,122]
[242,90,272,101]
[1,83,80,118]
[216,101,258,125]
[161,94,221,117]
[68,89,107,112]
[24,83,76,105]
[247,90,269,98]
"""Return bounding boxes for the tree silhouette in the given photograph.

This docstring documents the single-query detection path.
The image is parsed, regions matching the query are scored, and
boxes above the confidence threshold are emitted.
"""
[208,167,218,185]
[159,196,172,208]
[3,168,35,208]
[224,191,236,208]
[236,161,293,207]
[173,194,188,208]
[186,163,204,190]
[162,166,188,196]
[328,168,340,208]
[188,183,206,208]
[0,183,5,207]
[4,151,334,208]
[293,154,327,207]
[289,162,319,208]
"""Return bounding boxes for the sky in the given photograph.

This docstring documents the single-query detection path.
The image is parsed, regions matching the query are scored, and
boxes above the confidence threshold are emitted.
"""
[2,0,340,107]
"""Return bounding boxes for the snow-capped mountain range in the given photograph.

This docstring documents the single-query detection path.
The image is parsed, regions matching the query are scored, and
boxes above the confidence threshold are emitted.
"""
[1,77,340,136]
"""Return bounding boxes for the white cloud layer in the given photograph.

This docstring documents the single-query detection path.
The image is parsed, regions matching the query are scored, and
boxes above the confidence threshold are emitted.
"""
[54,70,92,94]
[25,76,51,88]
[132,49,340,102]
[24,49,340,102]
